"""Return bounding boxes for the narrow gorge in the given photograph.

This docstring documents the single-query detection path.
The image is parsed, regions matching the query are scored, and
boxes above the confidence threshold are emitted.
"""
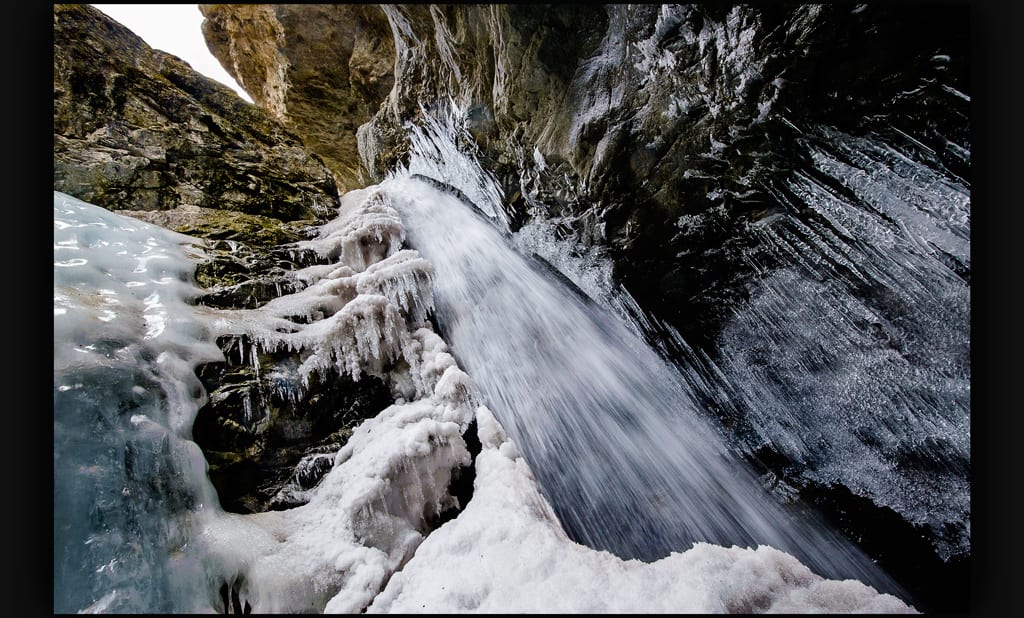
[53,4,970,614]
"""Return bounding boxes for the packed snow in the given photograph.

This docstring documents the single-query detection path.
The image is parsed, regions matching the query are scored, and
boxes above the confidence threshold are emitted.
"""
[53,188,915,613]
[370,406,914,614]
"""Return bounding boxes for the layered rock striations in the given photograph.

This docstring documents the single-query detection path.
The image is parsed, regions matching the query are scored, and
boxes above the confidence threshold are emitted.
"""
[200,4,396,192]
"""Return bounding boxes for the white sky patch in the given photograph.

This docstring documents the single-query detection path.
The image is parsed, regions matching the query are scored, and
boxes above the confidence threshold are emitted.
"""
[90,4,252,103]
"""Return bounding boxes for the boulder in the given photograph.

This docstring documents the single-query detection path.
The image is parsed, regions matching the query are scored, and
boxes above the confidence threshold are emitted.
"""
[199,4,395,192]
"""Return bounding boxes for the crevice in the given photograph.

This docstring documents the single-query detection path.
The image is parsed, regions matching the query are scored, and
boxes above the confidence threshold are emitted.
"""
[432,418,481,528]
[217,576,252,614]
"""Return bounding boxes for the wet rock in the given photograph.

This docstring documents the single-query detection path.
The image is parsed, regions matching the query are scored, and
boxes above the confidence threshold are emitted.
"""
[196,2,967,352]
[193,334,394,514]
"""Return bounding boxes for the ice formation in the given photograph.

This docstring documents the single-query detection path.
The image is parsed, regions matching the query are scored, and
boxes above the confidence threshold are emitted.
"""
[369,407,915,614]
[54,186,917,613]
[202,187,437,390]
[197,340,475,613]
[54,191,224,613]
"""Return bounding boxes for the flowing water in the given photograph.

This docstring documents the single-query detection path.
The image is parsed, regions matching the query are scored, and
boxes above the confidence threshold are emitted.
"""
[380,173,902,597]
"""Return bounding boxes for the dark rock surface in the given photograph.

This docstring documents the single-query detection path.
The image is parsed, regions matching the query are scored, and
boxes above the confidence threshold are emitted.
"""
[54,4,339,223]
[193,334,394,514]
[352,4,969,353]
[198,6,969,612]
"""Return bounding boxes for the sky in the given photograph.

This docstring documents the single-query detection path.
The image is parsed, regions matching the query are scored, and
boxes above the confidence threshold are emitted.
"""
[90,4,253,102]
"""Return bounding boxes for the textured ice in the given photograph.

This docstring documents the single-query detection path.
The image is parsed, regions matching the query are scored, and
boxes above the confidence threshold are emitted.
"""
[54,191,223,613]
[357,249,436,328]
[194,184,476,612]
[512,216,616,306]
[191,205,478,610]
[396,100,509,229]
[205,192,436,391]
[631,4,778,127]
[297,186,406,271]
[198,393,474,613]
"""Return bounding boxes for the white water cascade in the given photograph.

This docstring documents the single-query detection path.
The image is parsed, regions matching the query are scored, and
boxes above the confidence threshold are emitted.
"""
[378,171,901,598]
[52,172,917,612]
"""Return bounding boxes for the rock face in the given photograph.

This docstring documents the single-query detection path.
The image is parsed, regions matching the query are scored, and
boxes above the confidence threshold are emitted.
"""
[54,4,339,223]
[198,5,970,612]
[354,4,969,351]
[192,333,394,514]
[195,2,967,349]
[199,4,396,193]
[53,4,397,516]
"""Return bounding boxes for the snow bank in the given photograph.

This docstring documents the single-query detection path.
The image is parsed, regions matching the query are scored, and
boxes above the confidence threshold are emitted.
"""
[368,407,916,614]
[198,390,474,613]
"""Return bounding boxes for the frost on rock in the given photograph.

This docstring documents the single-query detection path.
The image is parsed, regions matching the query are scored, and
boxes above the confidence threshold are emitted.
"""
[204,186,436,394]
[357,249,436,329]
[297,186,406,272]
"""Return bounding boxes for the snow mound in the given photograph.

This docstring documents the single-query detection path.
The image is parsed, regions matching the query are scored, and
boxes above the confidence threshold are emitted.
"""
[367,407,917,614]
[198,393,474,613]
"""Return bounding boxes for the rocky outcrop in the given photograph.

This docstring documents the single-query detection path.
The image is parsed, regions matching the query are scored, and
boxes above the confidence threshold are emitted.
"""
[199,4,395,192]
[192,333,394,513]
[53,4,400,517]
[54,3,339,224]
[197,5,970,612]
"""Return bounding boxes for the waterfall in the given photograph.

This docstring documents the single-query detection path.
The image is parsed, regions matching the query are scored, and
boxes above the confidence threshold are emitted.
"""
[377,168,902,598]
[52,164,913,612]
